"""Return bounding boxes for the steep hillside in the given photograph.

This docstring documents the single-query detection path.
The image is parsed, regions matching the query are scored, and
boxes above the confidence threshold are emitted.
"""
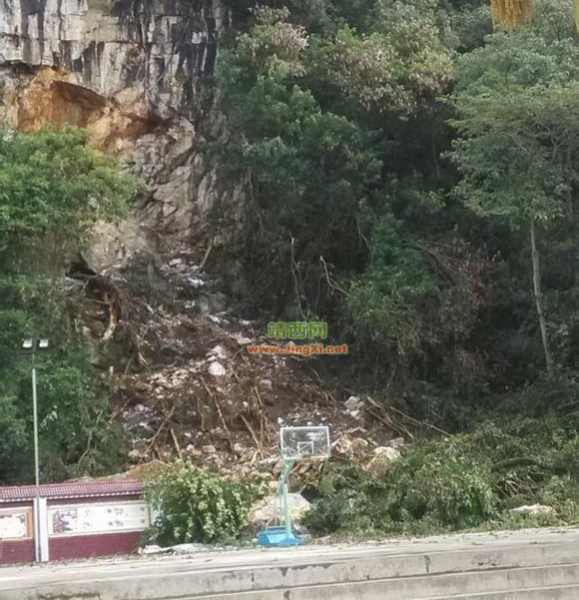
[1,0,579,538]
[0,0,396,477]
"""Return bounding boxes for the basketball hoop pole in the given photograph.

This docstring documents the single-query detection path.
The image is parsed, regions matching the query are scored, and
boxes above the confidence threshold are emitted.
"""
[276,459,296,538]
[257,426,330,547]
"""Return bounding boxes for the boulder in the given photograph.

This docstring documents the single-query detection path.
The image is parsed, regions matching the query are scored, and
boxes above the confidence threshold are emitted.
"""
[249,493,311,526]
[365,446,402,476]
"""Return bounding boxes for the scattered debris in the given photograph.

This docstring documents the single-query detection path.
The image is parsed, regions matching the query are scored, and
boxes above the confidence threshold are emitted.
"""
[331,433,370,459]
[509,504,555,516]
[139,543,207,555]
[80,244,400,481]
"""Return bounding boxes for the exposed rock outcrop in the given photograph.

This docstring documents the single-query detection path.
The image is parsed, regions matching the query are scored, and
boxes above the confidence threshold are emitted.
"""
[0,0,242,247]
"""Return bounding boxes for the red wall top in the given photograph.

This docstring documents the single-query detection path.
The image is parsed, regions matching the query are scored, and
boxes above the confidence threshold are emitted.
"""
[0,480,144,504]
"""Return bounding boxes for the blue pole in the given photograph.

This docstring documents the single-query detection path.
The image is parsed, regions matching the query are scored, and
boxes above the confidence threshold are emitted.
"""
[279,459,295,537]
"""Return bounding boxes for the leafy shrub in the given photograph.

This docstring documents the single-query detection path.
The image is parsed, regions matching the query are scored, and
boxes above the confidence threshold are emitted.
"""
[305,462,385,535]
[0,126,132,265]
[305,414,579,538]
[146,463,261,545]
[385,440,496,528]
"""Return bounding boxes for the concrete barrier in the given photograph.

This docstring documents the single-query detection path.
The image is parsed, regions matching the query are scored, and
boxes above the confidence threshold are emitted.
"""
[1,529,578,600]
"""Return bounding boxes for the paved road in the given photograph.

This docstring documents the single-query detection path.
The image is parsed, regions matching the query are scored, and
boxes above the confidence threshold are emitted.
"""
[1,528,578,599]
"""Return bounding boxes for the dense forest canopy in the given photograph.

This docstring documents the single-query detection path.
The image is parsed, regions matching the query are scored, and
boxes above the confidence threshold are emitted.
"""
[217,0,579,414]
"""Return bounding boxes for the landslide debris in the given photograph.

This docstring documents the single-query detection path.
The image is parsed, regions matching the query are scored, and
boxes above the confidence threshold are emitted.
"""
[73,242,400,479]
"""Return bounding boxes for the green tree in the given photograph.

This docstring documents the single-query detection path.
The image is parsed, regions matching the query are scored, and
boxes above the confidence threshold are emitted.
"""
[449,82,579,371]
[146,463,261,545]
[218,8,381,315]
[0,127,130,269]
[0,127,133,483]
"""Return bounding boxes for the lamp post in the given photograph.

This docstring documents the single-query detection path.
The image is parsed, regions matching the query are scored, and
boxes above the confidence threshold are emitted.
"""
[22,338,49,562]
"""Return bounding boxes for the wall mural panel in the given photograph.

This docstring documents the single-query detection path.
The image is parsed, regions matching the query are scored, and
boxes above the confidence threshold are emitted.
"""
[0,508,33,540]
[48,501,150,537]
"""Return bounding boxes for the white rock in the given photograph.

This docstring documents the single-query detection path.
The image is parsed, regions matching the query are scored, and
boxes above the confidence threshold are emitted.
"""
[372,446,401,459]
[208,361,226,377]
[260,379,273,391]
[209,345,228,360]
[236,336,253,346]
[366,447,401,476]
[185,276,205,288]
[345,396,363,410]
[249,493,311,525]
[386,437,406,449]
[509,504,555,516]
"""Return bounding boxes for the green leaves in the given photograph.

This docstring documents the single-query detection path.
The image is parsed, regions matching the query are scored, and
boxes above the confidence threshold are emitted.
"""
[146,464,261,545]
[217,9,385,314]
[0,126,133,262]
[305,410,579,537]
[449,76,579,228]
[0,126,133,484]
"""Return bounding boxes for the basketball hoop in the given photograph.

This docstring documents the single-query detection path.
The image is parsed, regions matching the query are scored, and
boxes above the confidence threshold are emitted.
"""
[257,426,331,548]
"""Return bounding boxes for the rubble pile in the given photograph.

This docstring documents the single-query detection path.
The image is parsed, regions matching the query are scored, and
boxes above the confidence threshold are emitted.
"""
[80,243,399,480]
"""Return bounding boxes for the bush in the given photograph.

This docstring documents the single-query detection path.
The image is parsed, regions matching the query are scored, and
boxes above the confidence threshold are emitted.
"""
[146,463,261,545]
[0,126,134,484]
[384,439,496,528]
[304,414,579,538]
[304,462,384,535]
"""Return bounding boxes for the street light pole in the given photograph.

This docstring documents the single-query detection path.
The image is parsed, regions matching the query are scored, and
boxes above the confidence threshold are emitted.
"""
[23,338,48,562]
[31,347,41,562]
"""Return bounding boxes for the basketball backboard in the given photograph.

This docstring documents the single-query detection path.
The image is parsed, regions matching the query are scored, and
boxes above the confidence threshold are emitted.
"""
[280,426,330,461]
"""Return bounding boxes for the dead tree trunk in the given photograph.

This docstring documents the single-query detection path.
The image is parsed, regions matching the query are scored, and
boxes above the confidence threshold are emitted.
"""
[530,218,553,372]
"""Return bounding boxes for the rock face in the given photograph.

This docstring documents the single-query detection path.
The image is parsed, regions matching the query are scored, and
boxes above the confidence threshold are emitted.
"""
[0,0,244,248]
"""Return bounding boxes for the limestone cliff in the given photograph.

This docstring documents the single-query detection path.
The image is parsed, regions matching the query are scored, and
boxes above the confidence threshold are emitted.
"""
[0,0,243,249]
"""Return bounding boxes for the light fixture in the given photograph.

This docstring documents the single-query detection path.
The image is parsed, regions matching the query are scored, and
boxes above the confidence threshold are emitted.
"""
[22,339,33,350]
[38,339,49,349]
